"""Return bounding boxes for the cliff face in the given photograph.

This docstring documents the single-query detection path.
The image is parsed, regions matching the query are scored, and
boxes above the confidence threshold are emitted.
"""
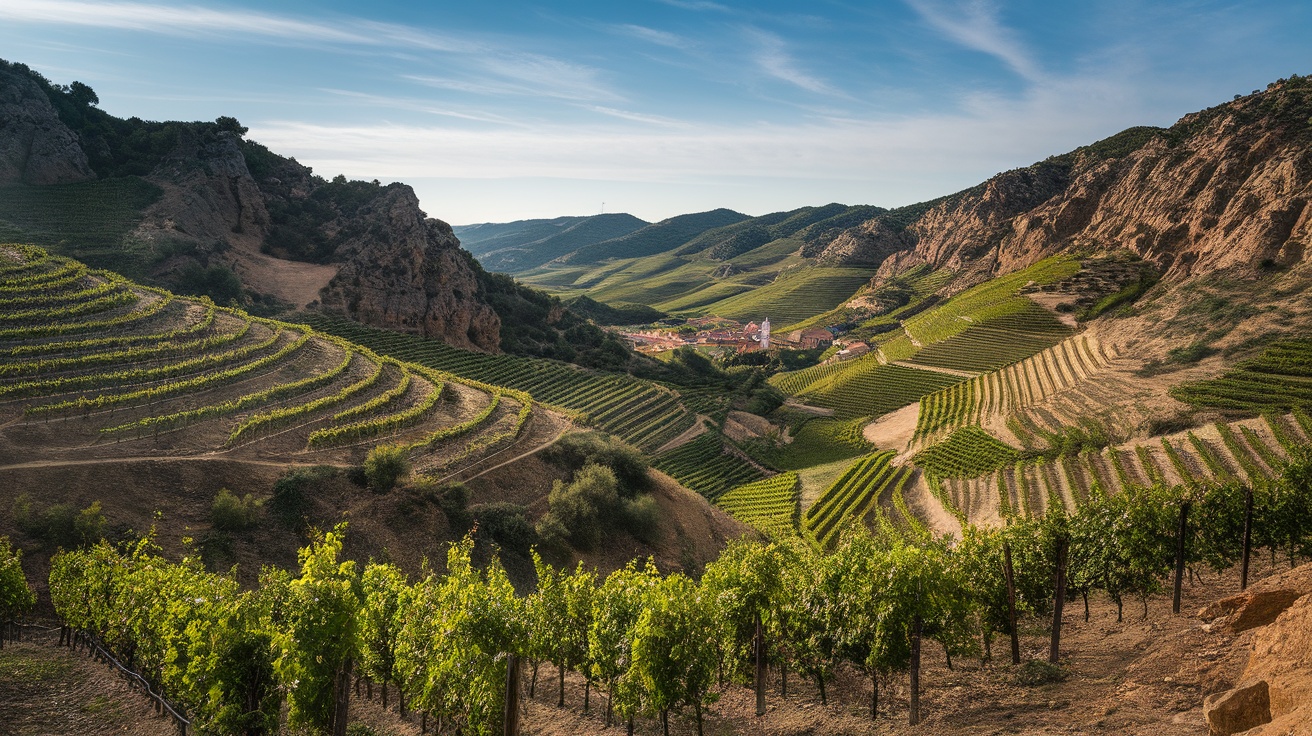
[0,59,504,352]
[857,79,1312,286]
[318,187,501,351]
[0,65,94,185]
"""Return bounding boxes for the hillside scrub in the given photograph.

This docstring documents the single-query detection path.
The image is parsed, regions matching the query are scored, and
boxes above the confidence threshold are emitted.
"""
[11,495,105,552]
[363,444,410,493]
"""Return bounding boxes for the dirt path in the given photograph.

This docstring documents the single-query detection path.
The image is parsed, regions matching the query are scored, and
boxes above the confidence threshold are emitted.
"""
[0,455,349,471]
[655,414,710,454]
[0,631,176,736]
[891,360,980,378]
[864,402,920,454]
[436,410,571,484]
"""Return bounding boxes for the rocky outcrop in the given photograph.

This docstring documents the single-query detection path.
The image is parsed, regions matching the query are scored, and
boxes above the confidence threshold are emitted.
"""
[1235,592,1312,734]
[850,78,1312,287]
[318,186,501,352]
[816,216,914,265]
[136,128,270,252]
[1199,589,1304,632]
[0,64,94,185]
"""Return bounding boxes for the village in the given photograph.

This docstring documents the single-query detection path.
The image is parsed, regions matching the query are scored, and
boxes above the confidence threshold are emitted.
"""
[615,316,874,362]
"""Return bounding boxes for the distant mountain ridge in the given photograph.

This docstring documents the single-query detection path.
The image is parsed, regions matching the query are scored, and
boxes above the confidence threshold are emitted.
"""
[455,213,648,272]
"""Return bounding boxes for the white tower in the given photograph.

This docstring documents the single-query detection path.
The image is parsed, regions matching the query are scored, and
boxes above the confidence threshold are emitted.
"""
[760,318,770,350]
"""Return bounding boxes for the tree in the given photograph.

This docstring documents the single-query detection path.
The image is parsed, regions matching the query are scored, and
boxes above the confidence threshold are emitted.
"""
[275,525,361,735]
[631,574,719,736]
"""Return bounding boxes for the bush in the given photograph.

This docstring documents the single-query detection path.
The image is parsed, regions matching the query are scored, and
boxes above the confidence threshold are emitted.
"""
[470,503,535,554]
[535,463,620,551]
[542,432,649,496]
[1015,659,1067,686]
[268,467,334,530]
[211,488,260,532]
[364,444,410,493]
[436,483,472,533]
[13,495,104,550]
[621,494,661,544]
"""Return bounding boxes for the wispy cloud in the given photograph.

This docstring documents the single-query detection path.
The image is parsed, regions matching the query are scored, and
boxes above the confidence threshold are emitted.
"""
[747,29,847,97]
[0,0,618,103]
[613,24,690,49]
[654,0,731,12]
[0,0,369,43]
[586,106,692,127]
[905,0,1043,82]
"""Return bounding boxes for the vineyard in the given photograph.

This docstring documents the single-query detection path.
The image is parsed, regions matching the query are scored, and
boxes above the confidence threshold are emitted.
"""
[904,303,1072,374]
[652,430,767,500]
[803,451,907,547]
[0,246,530,472]
[914,334,1117,443]
[1172,339,1312,413]
[300,314,696,453]
[715,471,800,535]
[694,265,880,326]
[928,414,1306,525]
[787,360,963,420]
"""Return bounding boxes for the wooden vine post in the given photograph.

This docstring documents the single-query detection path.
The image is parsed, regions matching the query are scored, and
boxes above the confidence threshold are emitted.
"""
[504,653,521,736]
[1049,534,1068,665]
[1173,500,1191,615]
[754,611,766,717]
[1241,486,1254,590]
[1003,540,1021,665]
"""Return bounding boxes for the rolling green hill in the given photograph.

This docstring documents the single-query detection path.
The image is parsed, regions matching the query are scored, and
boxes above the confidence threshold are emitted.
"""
[454,213,649,272]
[554,208,750,266]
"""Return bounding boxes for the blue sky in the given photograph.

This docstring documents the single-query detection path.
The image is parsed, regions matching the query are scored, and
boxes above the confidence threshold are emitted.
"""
[1,1,1309,224]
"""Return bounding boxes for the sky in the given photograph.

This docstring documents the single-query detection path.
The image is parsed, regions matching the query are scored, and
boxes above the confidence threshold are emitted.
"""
[1,1,1309,225]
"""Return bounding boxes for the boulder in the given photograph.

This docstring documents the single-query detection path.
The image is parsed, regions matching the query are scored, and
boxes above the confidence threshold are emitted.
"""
[1203,680,1271,736]
[1199,589,1305,632]
[1242,593,1312,725]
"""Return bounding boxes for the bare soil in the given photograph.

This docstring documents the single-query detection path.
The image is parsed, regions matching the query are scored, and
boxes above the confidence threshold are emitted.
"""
[864,403,919,456]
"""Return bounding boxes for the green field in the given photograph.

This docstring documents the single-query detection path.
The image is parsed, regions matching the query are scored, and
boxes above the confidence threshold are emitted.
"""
[1172,339,1312,413]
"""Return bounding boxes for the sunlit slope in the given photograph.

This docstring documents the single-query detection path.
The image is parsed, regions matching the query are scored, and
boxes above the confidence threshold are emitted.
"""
[0,245,530,474]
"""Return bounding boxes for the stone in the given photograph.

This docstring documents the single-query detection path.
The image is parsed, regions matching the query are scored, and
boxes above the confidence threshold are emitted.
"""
[1243,591,1312,725]
[1227,590,1304,633]
[1203,680,1271,736]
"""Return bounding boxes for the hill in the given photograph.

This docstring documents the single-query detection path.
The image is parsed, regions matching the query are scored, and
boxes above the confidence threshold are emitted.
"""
[454,213,649,272]
[554,208,751,266]
[0,58,641,366]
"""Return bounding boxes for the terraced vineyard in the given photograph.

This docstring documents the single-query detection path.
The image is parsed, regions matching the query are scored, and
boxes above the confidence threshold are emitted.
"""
[929,415,1305,525]
[0,246,528,472]
[901,256,1079,345]
[1172,339,1312,413]
[695,265,879,326]
[803,451,915,547]
[652,431,767,500]
[785,360,962,420]
[299,314,695,452]
[904,303,1072,374]
[914,334,1117,443]
[716,472,800,535]
[745,415,872,470]
[912,426,1019,479]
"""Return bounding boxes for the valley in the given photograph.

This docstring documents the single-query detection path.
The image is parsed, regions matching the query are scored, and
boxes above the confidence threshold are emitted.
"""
[2,56,1312,736]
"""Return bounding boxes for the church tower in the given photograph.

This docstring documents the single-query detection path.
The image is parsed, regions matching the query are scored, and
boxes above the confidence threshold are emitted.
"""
[760,318,770,350]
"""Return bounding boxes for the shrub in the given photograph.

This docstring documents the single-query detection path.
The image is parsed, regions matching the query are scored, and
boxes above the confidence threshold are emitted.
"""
[542,432,649,496]
[622,494,661,543]
[470,502,534,554]
[535,463,620,551]
[363,444,410,493]
[436,483,472,533]
[268,467,334,530]
[211,488,260,532]
[13,495,104,550]
[1015,659,1067,686]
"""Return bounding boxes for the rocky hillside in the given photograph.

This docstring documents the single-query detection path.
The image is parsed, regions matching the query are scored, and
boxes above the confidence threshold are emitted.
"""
[0,59,508,352]
[858,78,1312,288]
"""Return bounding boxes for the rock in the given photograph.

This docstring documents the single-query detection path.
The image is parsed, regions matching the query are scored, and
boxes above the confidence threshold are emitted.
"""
[318,186,501,352]
[1203,680,1271,736]
[838,79,1312,286]
[1226,590,1305,633]
[1242,592,1312,726]
[0,64,95,185]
